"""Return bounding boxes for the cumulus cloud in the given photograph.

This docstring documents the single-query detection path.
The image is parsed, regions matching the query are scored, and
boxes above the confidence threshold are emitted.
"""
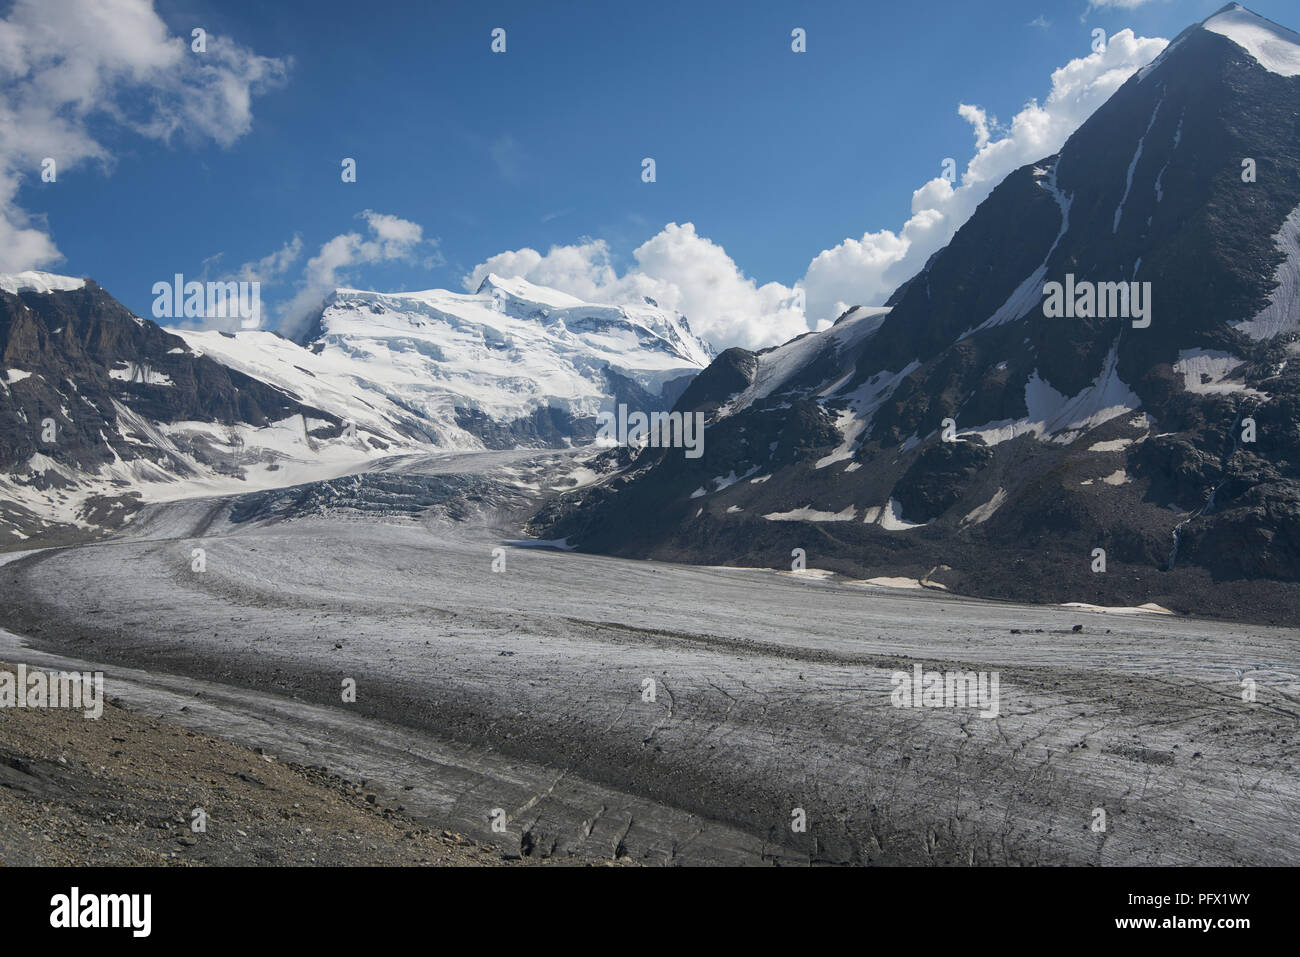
[958,104,995,150]
[276,211,442,339]
[464,224,810,351]
[464,29,1167,351]
[464,239,617,301]
[800,27,1167,325]
[0,0,287,272]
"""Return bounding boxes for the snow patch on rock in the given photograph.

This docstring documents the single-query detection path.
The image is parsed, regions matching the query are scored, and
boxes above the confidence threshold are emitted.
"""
[1234,204,1300,340]
[1060,601,1174,615]
[965,161,1072,337]
[763,505,858,523]
[962,488,1006,525]
[879,498,927,531]
[1114,100,1162,234]
[109,362,174,387]
[1173,349,1262,395]
[964,343,1140,446]
[1089,438,1133,452]
[727,306,890,415]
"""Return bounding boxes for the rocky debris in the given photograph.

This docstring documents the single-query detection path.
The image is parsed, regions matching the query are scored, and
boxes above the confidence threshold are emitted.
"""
[895,441,994,523]
[0,662,622,867]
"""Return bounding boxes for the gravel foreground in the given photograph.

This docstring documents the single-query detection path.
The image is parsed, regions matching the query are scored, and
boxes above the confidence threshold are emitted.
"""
[0,662,612,866]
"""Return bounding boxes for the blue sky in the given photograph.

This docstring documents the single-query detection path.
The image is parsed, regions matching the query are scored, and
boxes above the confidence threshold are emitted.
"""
[4,0,1294,348]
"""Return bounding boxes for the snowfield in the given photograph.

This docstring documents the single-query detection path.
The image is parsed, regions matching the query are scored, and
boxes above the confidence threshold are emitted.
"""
[0,271,87,295]
[180,272,712,452]
[1204,3,1300,77]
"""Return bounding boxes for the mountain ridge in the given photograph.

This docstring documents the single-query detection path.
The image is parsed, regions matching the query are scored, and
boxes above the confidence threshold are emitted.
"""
[0,271,710,542]
[533,4,1300,624]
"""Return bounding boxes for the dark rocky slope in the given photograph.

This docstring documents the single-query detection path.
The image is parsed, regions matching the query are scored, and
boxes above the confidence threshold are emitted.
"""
[534,5,1300,624]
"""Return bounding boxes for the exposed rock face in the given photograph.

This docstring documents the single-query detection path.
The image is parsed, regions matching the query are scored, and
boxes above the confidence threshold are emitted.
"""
[0,276,350,541]
[0,271,711,543]
[0,279,315,471]
[535,6,1300,623]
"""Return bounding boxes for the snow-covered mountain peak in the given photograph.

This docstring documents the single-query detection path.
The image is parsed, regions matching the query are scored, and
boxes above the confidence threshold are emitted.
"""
[176,275,718,458]
[1202,4,1300,76]
[469,273,714,366]
[311,276,714,370]
[474,272,586,309]
[555,2,1300,617]
[0,271,87,295]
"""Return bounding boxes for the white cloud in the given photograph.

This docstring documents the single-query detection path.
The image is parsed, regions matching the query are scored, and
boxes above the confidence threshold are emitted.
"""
[165,235,304,332]
[277,211,441,339]
[958,104,995,150]
[0,0,287,272]
[235,235,303,283]
[464,225,810,351]
[799,27,1167,325]
[361,211,428,259]
[464,239,616,301]
[463,28,1167,352]
[490,135,524,184]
